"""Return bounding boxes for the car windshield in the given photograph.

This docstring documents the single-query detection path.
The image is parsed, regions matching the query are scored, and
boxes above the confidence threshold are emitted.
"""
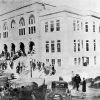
[52,81,67,88]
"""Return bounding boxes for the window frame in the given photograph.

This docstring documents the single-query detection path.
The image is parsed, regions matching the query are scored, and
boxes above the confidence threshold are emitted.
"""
[57,40,61,52]
[50,21,54,32]
[56,20,60,31]
[46,41,49,53]
[19,17,25,36]
[51,41,55,53]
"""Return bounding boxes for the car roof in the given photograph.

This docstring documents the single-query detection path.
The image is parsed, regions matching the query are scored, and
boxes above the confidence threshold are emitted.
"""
[52,81,67,83]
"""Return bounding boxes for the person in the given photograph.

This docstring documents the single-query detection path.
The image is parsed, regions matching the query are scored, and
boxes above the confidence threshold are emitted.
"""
[74,74,81,91]
[91,79,94,87]
[71,71,75,89]
[59,76,63,81]
[51,65,56,75]
[82,78,86,95]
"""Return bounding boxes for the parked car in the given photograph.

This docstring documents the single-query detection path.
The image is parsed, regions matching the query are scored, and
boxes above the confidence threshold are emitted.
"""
[45,81,69,100]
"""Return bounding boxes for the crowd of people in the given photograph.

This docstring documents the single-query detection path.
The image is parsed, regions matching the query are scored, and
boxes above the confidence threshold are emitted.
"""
[29,60,56,76]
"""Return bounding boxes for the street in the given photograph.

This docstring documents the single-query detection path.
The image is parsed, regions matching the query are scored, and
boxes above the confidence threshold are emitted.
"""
[69,83,100,100]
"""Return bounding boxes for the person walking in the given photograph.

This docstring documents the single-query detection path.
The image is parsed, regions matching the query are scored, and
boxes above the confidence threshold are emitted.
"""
[74,74,81,91]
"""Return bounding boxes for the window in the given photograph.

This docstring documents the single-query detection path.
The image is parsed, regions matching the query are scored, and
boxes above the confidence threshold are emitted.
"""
[51,41,55,52]
[51,59,55,66]
[78,40,80,51]
[73,20,76,31]
[45,22,48,32]
[57,40,61,52]
[81,22,83,30]
[78,57,81,65]
[29,15,35,24]
[11,19,16,28]
[93,40,96,51]
[86,40,89,51]
[3,22,8,30]
[3,32,8,38]
[50,21,54,32]
[29,26,36,34]
[93,22,95,32]
[85,22,88,32]
[19,17,25,26]
[74,40,76,52]
[77,20,79,31]
[57,59,61,67]
[46,41,49,52]
[46,59,49,63]
[56,20,60,31]
[3,22,8,38]
[74,58,77,65]
[94,56,96,65]
[19,17,25,35]
[82,57,89,66]
[19,28,25,35]
[29,14,36,34]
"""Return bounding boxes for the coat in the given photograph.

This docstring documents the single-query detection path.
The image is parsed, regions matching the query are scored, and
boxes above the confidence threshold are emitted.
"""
[82,80,86,92]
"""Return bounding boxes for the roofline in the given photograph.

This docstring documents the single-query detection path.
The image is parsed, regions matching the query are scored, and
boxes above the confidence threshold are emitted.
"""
[0,3,33,17]
[39,6,100,19]
[0,2,56,17]
[39,8,85,18]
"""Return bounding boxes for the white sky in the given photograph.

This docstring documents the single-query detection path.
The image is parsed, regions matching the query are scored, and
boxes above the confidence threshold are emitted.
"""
[42,0,100,13]
[0,0,100,13]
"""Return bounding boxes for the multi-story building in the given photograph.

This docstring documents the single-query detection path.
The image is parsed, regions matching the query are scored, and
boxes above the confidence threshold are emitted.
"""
[0,0,100,79]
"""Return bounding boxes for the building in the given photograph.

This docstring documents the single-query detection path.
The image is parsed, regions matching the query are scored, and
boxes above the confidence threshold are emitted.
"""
[0,0,100,79]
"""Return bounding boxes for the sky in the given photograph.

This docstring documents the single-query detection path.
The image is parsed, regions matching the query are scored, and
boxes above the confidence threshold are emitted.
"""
[42,0,100,12]
[0,0,100,13]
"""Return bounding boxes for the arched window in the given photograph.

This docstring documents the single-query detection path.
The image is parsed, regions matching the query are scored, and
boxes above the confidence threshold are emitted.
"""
[29,14,36,34]
[19,17,25,35]
[19,17,25,26]
[29,14,35,24]
[11,19,16,28]
[3,22,8,38]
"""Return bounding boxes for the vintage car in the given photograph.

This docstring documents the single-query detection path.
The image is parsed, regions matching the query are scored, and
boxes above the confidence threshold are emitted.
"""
[45,81,69,100]
[32,83,47,100]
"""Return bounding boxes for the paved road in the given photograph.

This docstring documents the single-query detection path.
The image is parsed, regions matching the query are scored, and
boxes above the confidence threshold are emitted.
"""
[69,83,100,100]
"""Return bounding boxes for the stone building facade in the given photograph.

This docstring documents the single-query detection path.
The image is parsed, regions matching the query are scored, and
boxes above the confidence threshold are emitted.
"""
[0,0,100,78]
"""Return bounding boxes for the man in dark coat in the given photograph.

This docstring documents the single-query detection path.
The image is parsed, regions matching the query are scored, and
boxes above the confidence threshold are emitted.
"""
[74,74,81,91]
